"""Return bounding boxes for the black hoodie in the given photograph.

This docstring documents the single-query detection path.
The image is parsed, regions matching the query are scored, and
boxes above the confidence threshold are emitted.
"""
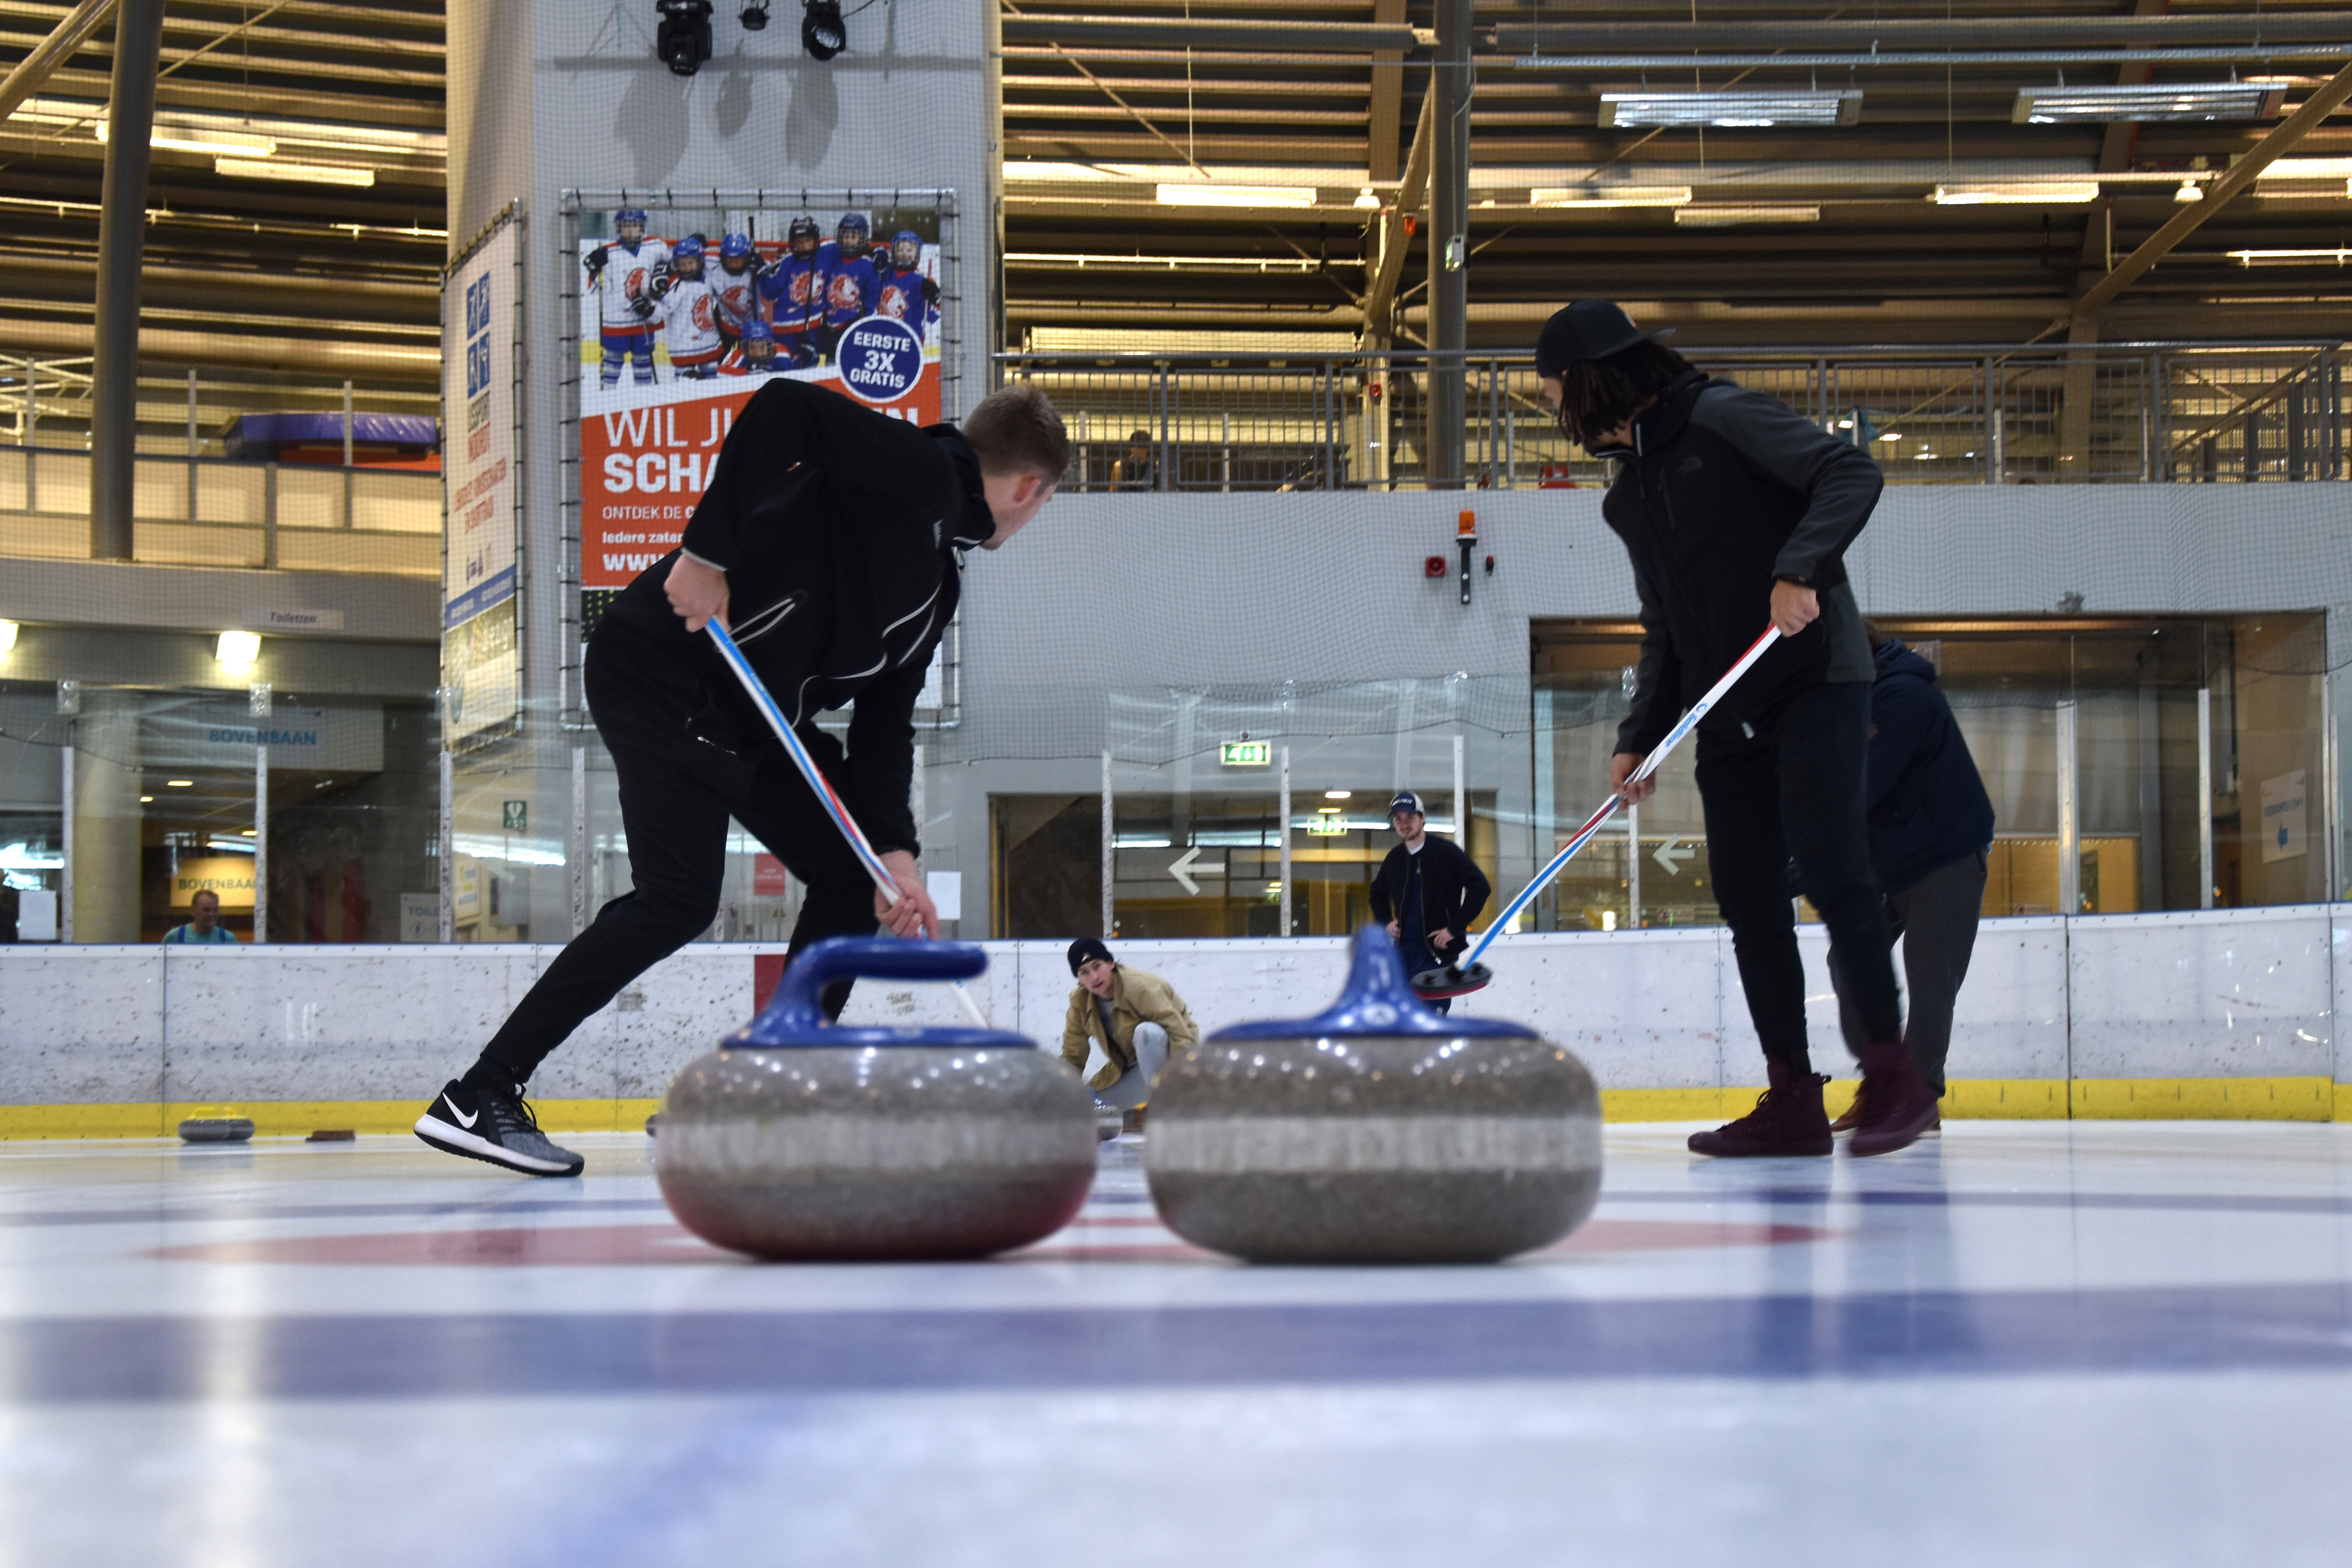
[1866,639,1996,892]
[609,378,993,855]
[1598,371,1881,755]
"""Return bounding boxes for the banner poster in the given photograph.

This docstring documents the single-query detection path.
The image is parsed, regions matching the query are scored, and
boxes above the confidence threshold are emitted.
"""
[442,213,523,745]
[575,199,946,645]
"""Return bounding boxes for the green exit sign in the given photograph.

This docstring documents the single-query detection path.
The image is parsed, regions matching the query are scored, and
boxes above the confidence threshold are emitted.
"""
[1306,815,1347,836]
[1220,741,1272,767]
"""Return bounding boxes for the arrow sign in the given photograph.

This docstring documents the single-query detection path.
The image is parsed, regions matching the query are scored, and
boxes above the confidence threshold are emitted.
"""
[1169,846,1226,896]
[1651,836,1696,876]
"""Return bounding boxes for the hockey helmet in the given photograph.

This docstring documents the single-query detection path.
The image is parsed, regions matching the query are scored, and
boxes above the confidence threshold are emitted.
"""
[741,319,776,361]
[837,212,870,247]
[787,215,822,255]
[615,207,648,240]
[891,230,922,270]
[719,232,753,263]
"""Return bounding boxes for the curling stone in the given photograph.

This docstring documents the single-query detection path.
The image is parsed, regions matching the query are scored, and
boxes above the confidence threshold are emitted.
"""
[657,938,1098,1261]
[1145,924,1602,1264]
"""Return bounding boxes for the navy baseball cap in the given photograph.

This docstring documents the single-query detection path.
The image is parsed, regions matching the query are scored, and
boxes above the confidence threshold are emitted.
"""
[1389,791,1426,817]
[1534,300,1675,379]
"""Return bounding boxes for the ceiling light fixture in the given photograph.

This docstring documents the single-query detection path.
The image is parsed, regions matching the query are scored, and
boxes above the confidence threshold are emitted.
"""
[2175,180,2205,203]
[1933,181,2100,205]
[1354,187,1380,210]
[801,0,846,61]
[97,120,276,157]
[1155,183,1319,208]
[1674,203,1822,227]
[216,631,261,666]
[167,780,193,788]
[215,158,374,187]
[2226,247,2352,267]
[1531,186,1693,209]
[1601,90,1861,128]
[2013,83,2285,123]
[0,620,16,653]
[1325,789,1352,799]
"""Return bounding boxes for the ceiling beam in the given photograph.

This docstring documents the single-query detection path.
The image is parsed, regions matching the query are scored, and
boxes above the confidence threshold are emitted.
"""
[1360,85,1434,345]
[1366,0,1406,183]
[1000,17,1419,54]
[2071,56,2352,324]
[1492,13,2352,53]
[0,0,115,122]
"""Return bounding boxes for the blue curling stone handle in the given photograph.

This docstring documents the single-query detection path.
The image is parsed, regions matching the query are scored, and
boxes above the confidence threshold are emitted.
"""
[1211,925,1538,1042]
[727,936,1033,1050]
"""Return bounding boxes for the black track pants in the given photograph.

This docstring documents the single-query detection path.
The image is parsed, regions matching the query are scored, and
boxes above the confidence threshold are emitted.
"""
[479,621,880,1083]
[1834,849,1987,1098]
[1694,679,1900,1069]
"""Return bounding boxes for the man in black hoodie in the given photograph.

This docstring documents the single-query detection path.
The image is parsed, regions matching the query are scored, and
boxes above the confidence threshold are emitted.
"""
[413,381,1067,1176]
[1830,632,1996,1128]
[1369,791,1491,1016]
[1535,300,1935,1158]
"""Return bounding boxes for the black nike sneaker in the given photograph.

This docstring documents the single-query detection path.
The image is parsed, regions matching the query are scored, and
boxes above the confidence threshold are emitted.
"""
[413,1079,585,1176]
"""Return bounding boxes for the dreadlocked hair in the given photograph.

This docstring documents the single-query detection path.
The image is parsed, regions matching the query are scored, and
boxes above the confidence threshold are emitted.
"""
[1554,340,1695,448]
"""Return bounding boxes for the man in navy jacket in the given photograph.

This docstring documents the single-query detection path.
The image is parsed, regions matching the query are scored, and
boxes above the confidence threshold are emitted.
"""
[1832,634,1996,1126]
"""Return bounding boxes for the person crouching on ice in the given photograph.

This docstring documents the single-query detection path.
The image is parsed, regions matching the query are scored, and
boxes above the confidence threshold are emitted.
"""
[1060,938,1198,1133]
[1535,299,1935,1159]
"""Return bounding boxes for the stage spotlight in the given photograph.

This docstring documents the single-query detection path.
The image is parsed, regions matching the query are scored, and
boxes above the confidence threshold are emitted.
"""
[740,3,769,29]
[802,0,846,60]
[656,0,713,76]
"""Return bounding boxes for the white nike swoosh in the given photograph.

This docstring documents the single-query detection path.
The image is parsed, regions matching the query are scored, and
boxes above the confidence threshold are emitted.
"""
[446,1098,479,1129]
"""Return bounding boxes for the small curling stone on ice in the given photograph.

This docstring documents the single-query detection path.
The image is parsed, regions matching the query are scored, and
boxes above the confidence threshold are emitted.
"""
[657,938,1098,1261]
[1145,924,1602,1264]
[178,1118,254,1144]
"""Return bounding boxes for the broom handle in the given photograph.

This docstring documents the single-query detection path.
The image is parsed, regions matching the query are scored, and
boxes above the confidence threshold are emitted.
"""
[1459,624,1782,973]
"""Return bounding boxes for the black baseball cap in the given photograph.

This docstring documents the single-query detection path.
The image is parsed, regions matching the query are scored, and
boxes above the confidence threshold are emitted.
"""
[1534,301,1675,379]
[1068,936,1114,975]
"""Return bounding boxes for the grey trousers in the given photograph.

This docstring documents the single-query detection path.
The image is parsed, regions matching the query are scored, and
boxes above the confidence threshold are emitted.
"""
[1834,850,1987,1098]
[1093,1021,1170,1112]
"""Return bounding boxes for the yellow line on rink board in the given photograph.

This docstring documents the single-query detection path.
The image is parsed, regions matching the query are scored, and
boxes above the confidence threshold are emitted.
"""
[0,1083,2336,1139]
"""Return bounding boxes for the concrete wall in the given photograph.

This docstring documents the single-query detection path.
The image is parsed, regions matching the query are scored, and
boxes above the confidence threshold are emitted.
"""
[2,904,2343,1131]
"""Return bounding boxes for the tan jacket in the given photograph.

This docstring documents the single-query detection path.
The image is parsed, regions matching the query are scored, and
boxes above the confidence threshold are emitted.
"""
[1060,964,1200,1092]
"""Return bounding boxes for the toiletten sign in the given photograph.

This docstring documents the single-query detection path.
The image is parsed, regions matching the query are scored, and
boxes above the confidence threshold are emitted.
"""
[442,209,524,745]
[2259,770,2307,863]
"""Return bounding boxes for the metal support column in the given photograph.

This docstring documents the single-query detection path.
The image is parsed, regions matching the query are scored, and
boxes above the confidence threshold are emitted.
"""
[1626,800,1641,930]
[1279,746,1293,936]
[2057,699,2080,916]
[342,378,356,527]
[2197,687,2214,909]
[1425,0,1472,488]
[58,731,73,942]
[1452,732,1466,845]
[253,743,270,945]
[185,369,198,520]
[1100,750,1114,938]
[570,744,588,937]
[89,0,164,561]
[439,746,455,940]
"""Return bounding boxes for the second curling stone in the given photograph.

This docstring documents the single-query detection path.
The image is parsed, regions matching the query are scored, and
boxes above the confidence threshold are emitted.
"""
[658,938,1098,1261]
[1145,925,1602,1263]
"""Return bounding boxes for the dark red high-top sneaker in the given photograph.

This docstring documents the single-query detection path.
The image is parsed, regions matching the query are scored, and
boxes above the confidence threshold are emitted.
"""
[1848,1038,1939,1157]
[1688,1060,1833,1158]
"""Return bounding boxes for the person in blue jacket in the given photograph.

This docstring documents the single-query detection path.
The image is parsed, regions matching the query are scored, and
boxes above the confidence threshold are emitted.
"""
[1830,629,1996,1129]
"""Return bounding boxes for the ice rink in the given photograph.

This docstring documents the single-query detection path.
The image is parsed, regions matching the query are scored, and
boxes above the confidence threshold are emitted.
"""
[4,1121,2348,1566]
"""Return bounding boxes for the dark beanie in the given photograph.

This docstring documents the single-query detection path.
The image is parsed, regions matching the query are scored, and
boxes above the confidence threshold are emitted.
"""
[1067,936,1114,975]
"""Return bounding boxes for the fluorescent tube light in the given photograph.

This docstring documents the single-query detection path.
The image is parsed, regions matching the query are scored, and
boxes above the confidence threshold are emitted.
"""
[96,120,277,156]
[1155,182,1317,208]
[1532,186,1692,209]
[2227,248,2352,267]
[1933,182,2100,205]
[215,157,375,187]
[1675,203,1821,227]
[2014,83,2285,123]
[1601,91,1861,128]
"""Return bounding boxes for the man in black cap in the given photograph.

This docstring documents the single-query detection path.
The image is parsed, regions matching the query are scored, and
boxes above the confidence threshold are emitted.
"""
[1060,937,1198,1128]
[1533,299,1934,1158]
[1369,791,1490,1016]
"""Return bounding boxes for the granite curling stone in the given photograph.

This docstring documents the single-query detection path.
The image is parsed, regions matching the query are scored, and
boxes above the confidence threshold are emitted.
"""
[1144,924,1602,1264]
[657,938,1098,1261]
